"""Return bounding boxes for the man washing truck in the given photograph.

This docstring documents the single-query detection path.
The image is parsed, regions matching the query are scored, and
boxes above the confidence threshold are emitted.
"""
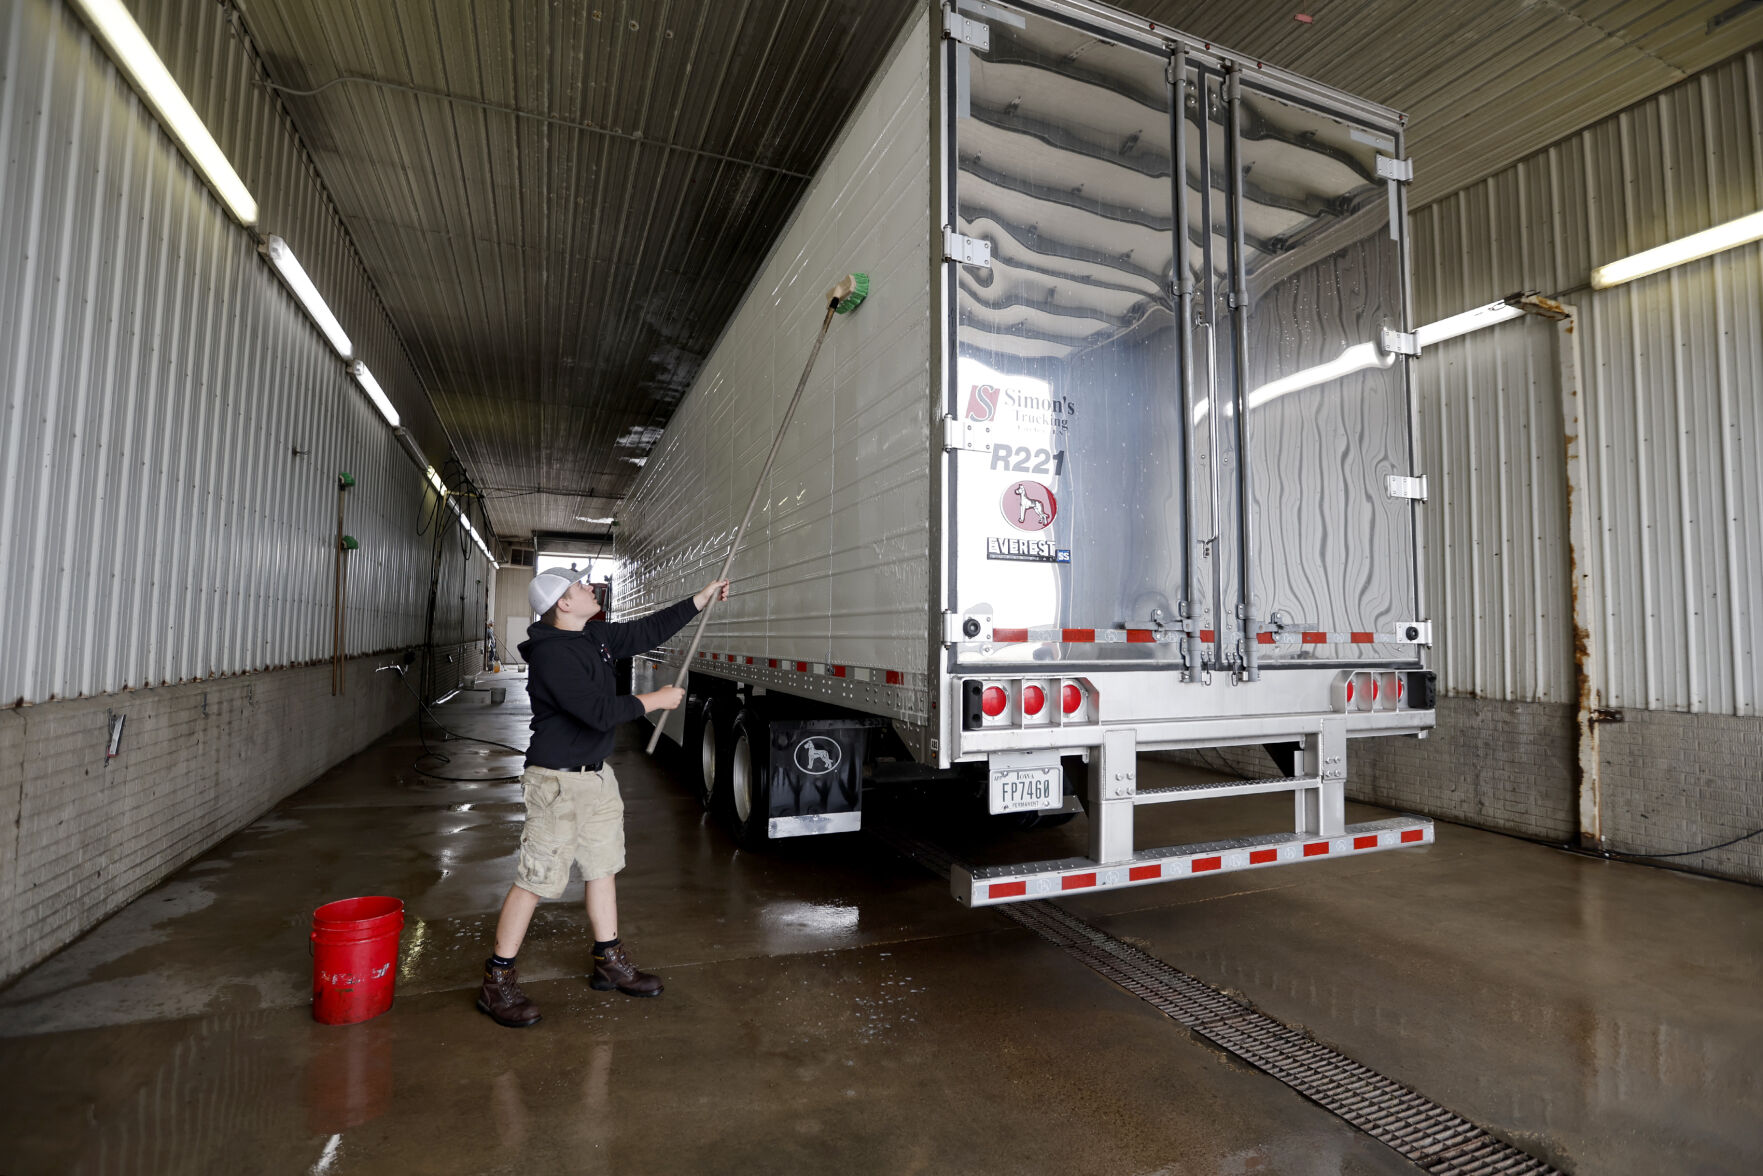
[477,565,730,1028]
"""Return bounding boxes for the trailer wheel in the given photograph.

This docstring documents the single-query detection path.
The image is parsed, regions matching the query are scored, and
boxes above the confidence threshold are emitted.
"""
[693,696,729,812]
[726,710,771,851]
[680,696,714,804]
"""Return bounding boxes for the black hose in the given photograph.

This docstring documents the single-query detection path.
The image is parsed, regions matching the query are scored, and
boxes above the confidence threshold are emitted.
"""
[386,664,525,781]
[1600,827,1763,860]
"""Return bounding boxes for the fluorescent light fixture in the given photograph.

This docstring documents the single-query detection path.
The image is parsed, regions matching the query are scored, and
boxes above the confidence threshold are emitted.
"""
[260,236,351,358]
[441,494,495,563]
[1414,299,1525,348]
[68,0,258,225]
[1591,210,1763,289]
[425,465,447,496]
[461,516,494,564]
[349,362,399,427]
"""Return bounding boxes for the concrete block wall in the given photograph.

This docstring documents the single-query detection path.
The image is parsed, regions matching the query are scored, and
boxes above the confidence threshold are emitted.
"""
[1160,697,1763,885]
[0,642,480,983]
[1347,699,1578,844]
[1600,711,1763,885]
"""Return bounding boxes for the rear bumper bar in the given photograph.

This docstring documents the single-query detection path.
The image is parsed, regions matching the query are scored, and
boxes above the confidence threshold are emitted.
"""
[951,815,1434,906]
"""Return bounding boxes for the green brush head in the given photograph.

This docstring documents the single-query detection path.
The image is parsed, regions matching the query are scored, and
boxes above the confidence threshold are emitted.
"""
[829,272,869,315]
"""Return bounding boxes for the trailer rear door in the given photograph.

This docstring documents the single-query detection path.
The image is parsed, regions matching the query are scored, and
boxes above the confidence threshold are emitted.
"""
[946,3,1187,666]
[1220,80,1421,669]
[944,4,1419,674]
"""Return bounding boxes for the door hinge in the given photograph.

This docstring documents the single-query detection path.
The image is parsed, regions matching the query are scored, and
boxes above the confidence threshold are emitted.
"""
[944,228,992,269]
[1386,474,1429,502]
[943,10,991,51]
[1381,326,1420,357]
[1376,155,1413,182]
[943,415,996,453]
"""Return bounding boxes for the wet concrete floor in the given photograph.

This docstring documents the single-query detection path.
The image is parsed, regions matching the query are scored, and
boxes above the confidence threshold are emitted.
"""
[1,673,1759,1174]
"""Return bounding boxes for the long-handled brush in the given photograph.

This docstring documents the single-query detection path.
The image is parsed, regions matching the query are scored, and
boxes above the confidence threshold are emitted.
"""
[645,273,870,754]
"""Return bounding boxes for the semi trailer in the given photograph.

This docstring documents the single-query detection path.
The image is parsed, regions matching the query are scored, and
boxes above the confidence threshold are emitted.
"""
[615,0,1438,905]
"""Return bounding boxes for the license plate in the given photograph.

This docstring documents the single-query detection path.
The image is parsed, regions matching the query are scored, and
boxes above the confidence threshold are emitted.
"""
[989,765,1062,814]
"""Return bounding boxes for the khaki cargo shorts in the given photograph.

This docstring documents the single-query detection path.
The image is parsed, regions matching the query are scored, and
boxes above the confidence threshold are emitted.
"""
[515,764,625,898]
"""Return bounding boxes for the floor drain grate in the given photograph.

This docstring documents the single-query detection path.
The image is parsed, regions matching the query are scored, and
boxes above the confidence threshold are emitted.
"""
[875,827,1561,1176]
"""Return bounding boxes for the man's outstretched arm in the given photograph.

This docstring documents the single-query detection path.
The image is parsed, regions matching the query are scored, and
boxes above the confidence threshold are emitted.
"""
[601,580,730,658]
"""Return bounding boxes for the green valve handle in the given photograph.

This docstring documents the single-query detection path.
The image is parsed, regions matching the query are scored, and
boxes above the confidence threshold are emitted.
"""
[337,472,356,488]
[340,535,360,551]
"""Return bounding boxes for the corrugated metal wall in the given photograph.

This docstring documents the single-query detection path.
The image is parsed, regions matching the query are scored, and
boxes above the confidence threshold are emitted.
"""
[0,0,485,706]
[1410,47,1763,718]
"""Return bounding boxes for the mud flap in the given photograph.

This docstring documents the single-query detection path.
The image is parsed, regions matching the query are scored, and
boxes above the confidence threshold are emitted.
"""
[764,720,874,837]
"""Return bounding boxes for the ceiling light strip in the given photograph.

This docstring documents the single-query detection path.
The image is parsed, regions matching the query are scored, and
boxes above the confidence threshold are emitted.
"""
[261,236,351,357]
[68,0,258,225]
[69,0,495,569]
[1590,210,1763,289]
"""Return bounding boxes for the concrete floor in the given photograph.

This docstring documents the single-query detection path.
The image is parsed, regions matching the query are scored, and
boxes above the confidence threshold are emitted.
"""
[1,675,1759,1175]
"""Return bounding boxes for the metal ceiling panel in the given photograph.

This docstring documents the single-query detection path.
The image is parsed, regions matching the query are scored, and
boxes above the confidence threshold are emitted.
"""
[213,0,1762,541]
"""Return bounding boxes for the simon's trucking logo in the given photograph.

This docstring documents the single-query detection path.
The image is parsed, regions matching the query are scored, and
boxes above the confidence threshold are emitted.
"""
[966,384,1076,426]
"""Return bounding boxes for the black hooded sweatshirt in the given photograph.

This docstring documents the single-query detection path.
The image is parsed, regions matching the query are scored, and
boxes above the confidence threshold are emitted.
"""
[517,596,700,769]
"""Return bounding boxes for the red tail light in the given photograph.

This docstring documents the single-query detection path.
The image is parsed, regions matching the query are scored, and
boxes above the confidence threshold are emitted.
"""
[1061,684,1082,714]
[981,686,1007,717]
[1022,684,1045,715]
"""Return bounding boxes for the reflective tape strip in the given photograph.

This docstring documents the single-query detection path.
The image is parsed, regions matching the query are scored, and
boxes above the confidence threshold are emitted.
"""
[691,653,911,687]
[993,627,1182,644]
[961,818,1434,907]
[1257,631,1413,645]
[990,627,1423,646]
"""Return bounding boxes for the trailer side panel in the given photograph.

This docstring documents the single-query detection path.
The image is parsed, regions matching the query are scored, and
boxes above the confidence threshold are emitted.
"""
[616,11,935,731]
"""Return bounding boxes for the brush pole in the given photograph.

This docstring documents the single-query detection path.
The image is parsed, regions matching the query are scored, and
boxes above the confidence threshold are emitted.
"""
[646,301,839,754]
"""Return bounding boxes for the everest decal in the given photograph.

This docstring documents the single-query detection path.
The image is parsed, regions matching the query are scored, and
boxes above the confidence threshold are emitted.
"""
[1002,480,1057,532]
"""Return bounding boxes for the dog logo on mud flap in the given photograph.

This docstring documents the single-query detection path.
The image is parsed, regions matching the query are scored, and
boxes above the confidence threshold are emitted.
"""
[793,737,842,777]
[1002,480,1057,532]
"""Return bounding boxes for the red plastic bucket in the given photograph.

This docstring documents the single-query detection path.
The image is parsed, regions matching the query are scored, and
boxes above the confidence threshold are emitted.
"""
[311,896,405,1025]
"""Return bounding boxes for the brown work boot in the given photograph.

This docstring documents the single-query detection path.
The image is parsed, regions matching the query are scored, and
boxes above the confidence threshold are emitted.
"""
[590,942,663,997]
[477,961,542,1027]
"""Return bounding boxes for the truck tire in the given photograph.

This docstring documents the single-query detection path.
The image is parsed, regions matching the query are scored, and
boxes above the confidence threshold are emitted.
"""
[725,709,771,851]
[696,696,730,812]
[681,696,715,807]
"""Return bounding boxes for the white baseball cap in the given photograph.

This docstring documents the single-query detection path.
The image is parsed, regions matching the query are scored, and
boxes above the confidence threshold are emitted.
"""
[529,566,593,615]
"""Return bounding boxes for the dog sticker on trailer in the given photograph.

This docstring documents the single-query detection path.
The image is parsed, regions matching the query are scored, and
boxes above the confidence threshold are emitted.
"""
[1001,480,1057,531]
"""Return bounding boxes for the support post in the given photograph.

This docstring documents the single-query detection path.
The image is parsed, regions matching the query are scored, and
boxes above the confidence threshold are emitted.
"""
[1088,728,1138,864]
[1553,301,1602,849]
[1297,717,1347,837]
